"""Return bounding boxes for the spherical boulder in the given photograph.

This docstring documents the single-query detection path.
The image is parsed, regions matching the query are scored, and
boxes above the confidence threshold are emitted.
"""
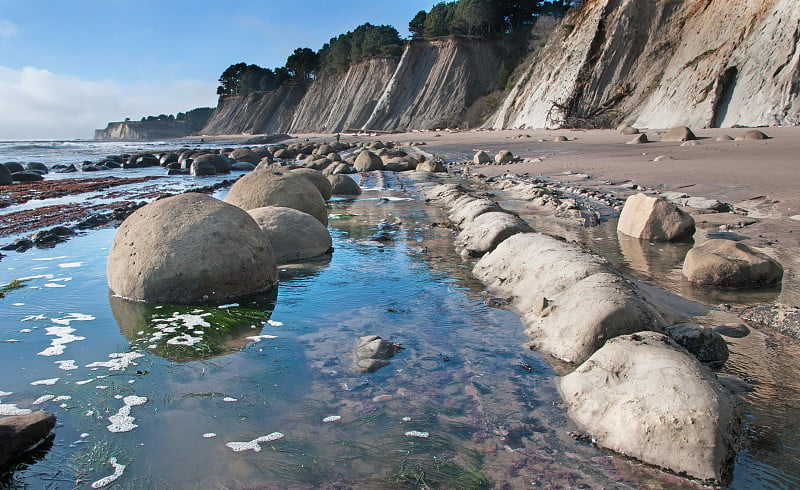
[0,164,11,185]
[416,159,446,172]
[617,193,695,241]
[354,150,384,172]
[328,174,361,195]
[661,126,697,142]
[194,153,230,174]
[473,150,490,164]
[735,130,769,141]
[495,150,514,164]
[560,331,740,484]
[107,193,277,304]
[247,207,332,264]
[190,159,216,176]
[26,162,49,173]
[224,169,328,225]
[682,239,783,288]
[2,162,25,174]
[229,148,260,165]
[291,168,332,200]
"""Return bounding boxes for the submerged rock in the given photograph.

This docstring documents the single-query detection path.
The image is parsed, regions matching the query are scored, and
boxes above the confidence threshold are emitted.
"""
[328,174,361,196]
[107,193,277,304]
[352,335,403,373]
[664,323,729,368]
[617,193,695,241]
[0,411,56,467]
[560,332,740,485]
[682,239,783,288]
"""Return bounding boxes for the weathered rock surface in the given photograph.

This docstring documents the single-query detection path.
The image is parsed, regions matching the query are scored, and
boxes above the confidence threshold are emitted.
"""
[618,193,695,241]
[353,150,384,172]
[224,169,328,225]
[474,233,665,365]
[107,193,277,303]
[665,323,729,367]
[416,159,446,173]
[291,168,332,200]
[740,303,800,339]
[455,212,533,258]
[682,239,783,288]
[449,198,503,227]
[560,332,740,484]
[352,335,403,373]
[495,150,514,164]
[735,129,770,141]
[0,411,57,467]
[247,207,332,264]
[661,126,697,142]
[491,0,800,130]
[327,174,361,196]
[473,150,490,164]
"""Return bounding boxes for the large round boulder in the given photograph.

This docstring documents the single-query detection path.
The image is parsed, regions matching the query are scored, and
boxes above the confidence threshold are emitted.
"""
[682,239,783,288]
[229,148,260,165]
[0,164,11,185]
[617,193,695,241]
[473,150,490,164]
[224,169,328,225]
[560,331,740,485]
[291,168,332,200]
[661,126,697,142]
[353,150,384,172]
[247,206,332,264]
[0,411,57,467]
[328,174,361,196]
[107,193,277,304]
[190,159,216,176]
[2,162,25,174]
[416,159,446,173]
[455,211,533,258]
[194,153,231,174]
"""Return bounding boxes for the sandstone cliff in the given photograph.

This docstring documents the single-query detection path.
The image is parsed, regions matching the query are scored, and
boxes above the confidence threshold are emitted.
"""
[95,108,213,140]
[492,0,800,130]
[289,57,399,133]
[200,84,306,135]
[362,37,502,130]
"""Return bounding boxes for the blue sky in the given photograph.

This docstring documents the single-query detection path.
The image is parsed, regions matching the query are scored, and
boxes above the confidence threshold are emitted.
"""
[0,0,435,139]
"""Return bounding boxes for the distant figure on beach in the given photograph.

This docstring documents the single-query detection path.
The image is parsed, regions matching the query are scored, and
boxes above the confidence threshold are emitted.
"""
[335,133,341,143]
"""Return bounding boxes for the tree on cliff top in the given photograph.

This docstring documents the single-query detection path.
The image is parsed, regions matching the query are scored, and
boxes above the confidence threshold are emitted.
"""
[285,47,319,82]
[318,23,402,74]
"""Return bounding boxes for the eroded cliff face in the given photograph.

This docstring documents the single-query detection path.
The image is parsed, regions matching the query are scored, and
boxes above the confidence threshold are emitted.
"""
[493,0,800,129]
[200,84,306,135]
[362,37,502,130]
[289,57,398,133]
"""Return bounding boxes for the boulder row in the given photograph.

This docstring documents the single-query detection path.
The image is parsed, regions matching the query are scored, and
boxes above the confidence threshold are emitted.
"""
[224,169,328,225]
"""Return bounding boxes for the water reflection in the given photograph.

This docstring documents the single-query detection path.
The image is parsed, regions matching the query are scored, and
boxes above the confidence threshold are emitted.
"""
[109,290,278,362]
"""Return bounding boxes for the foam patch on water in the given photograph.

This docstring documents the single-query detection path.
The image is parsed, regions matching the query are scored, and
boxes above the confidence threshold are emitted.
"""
[58,262,83,268]
[13,303,25,306]
[203,433,217,438]
[32,256,68,262]
[50,313,96,325]
[33,395,55,405]
[225,432,284,452]
[218,304,238,309]
[146,312,212,349]
[91,457,125,488]
[223,397,238,402]
[44,283,66,288]
[55,360,78,370]
[38,326,86,357]
[0,404,32,416]
[19,328,32,333]
[323,415,341,423]
[86,352,144,371]
[266,320,283,327]
[74,379,94,385]
[404,431,429,438]
[107,396,148,433]
[166,334,203,346]
[21,315,47,322]
[0,391,11,397]
[31,378,59,386]
[246,334,278,342]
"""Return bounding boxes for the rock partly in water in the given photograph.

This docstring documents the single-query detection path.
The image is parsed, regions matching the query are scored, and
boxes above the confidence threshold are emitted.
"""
[455,212,533,258]
[247,206,332,264]
[559,331,740,485]
[291,168,333,200]
[740,303,800,339]
[327,174,361,196]
[224,169,328,225]
[0,411,57,467]
[473,233,665,365]
[617,193,695,241]
[416,159,447,173]
[107,193,277,304]
[353,150,384,172]
[664,323,730,368]
[352,335,403,373]
[0,165,13,185]
[449,198,504,227]
[682,239,783,288]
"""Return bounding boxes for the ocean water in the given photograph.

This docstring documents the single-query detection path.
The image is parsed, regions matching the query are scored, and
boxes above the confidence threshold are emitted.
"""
[0,141,798,488]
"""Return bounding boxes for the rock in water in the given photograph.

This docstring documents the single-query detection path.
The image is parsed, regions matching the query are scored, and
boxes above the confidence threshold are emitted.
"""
[560,332,740,485]
[107,193,277,303]
[327,174,361,196]
[664,323,729,368]
[617,193,695,241]
[291,168,332,200]
[682,239,783,288]
[353,150,384,172]
[0,164,13,185]
[661,126,697,142]
[224,169,328,225]
[352,335,403,373]
[455,211,533,258]
[416,159,447,172]
[0,411,56,467]
[247,207,332,264]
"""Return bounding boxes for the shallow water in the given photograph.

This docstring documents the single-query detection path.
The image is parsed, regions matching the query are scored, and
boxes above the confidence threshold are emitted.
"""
[1,142,798,487]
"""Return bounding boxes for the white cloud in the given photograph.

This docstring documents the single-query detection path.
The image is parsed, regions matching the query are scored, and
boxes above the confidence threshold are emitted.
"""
[0,20,18,39]
[0,66,218,140]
